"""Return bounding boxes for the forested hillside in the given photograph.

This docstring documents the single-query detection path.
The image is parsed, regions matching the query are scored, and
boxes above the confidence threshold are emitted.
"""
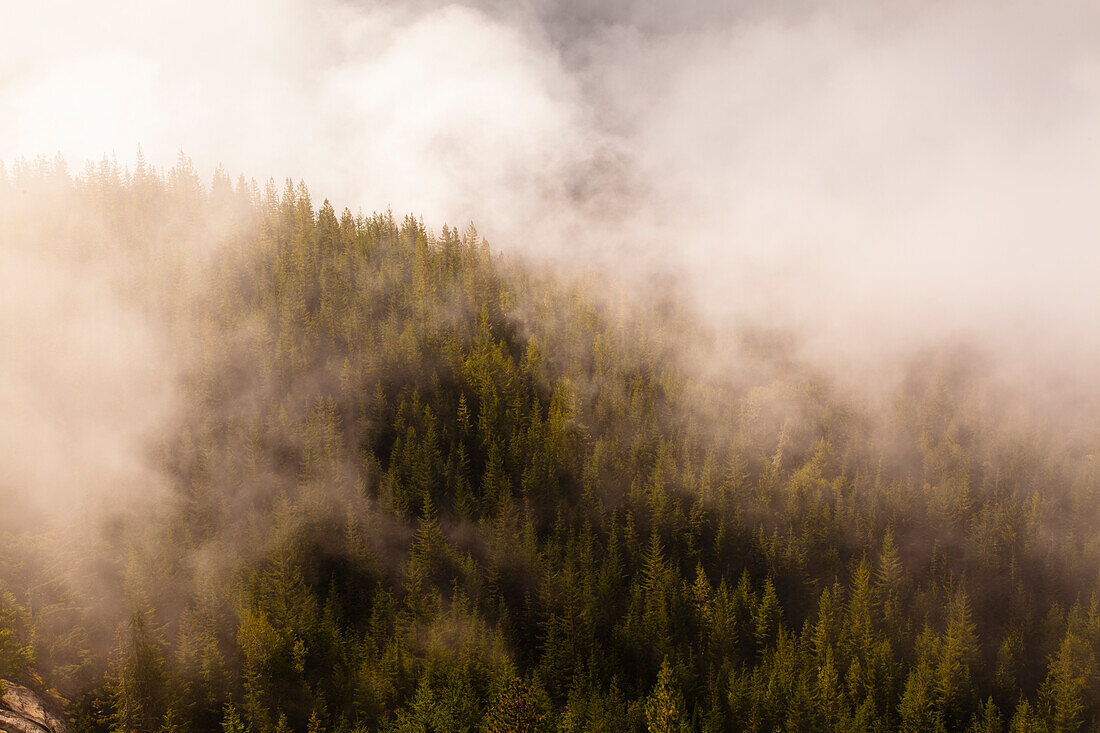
[2,156,1100,732]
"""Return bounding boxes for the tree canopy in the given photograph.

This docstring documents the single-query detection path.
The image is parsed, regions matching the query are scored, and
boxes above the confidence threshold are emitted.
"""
[1,156,1099,731]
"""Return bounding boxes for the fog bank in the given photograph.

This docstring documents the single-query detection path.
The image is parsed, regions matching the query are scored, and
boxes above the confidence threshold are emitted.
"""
[3,0,1099,421]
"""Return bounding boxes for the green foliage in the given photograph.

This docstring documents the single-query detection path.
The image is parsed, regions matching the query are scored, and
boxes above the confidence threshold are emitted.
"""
[0,585,33,686]
[107,605,172,732]
[484,676,549,733]
[645,658,687,733]
[3,157,1100,731]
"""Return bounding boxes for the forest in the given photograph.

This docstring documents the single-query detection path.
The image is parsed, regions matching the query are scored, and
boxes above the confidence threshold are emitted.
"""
[1,155,1100,732]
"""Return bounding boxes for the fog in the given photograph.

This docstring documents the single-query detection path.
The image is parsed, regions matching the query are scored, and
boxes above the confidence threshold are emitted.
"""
[5,1,1097,355]
[4,8,1100,724]
[3,0,1100,525]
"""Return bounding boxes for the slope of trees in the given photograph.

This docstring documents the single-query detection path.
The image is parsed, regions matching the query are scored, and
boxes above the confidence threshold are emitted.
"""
[1,156,1099,731]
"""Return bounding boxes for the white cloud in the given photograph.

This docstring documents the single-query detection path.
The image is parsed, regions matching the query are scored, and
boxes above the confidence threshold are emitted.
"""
[2,0,1098,367]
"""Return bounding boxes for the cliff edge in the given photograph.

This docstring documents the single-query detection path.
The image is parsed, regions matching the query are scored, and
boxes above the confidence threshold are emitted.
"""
[0,682,70,733]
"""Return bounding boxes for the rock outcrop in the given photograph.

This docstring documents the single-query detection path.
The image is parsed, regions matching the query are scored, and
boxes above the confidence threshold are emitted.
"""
[0,682,70,733]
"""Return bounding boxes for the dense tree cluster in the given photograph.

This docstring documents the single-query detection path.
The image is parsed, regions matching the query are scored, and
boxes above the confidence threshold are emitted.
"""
[1,156,1099,731]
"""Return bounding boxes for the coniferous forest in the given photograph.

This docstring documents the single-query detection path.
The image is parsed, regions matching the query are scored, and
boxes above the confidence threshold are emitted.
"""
[2,156,1100,732]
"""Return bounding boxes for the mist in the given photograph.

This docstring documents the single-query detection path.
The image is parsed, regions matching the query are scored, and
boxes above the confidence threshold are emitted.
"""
[1,0,1097,544]
[1,0,1096,541]
[5,4,1100,728]
[5,0,1098,355]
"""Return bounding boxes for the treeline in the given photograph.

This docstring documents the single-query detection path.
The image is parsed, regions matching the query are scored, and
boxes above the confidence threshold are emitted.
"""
[1,156,1099,731]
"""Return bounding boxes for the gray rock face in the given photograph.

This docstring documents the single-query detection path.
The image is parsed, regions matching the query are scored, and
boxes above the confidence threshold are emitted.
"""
[0,682,70,733]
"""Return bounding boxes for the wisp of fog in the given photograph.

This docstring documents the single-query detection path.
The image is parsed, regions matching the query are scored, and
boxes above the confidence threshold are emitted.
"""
[2,0,1099,526]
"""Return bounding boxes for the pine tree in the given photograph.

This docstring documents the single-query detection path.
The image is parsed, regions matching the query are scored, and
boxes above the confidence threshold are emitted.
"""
[645,657,686,733]
[754,578,782,654]
[937,591,979,727]
[485,677,549,733]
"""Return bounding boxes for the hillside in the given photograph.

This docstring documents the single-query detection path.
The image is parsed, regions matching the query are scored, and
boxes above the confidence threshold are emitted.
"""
[2,157,1100,732]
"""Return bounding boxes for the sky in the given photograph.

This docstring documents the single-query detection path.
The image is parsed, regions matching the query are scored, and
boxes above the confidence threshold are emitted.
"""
[2,0,1099,369]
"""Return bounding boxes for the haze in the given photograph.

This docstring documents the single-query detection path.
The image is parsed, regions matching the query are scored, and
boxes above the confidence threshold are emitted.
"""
[5,4,1100,729]
[3,0,1099,380]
